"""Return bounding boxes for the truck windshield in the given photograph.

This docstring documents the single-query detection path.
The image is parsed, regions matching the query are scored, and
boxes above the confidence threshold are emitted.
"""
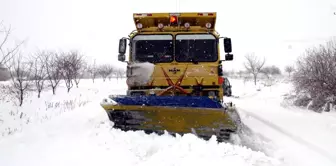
[132,35,173,63]
[175,34,217,62]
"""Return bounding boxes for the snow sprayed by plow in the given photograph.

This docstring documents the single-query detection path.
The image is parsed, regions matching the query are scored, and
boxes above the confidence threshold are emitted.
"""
[0,100,282,166]
[126,62,155,86]
[92,119,282,166]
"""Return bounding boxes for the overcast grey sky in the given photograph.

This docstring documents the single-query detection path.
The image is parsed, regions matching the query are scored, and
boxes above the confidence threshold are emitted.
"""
[1,0,336,70]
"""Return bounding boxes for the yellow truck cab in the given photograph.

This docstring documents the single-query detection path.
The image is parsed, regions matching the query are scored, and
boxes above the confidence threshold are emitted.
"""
[117,12,233,102]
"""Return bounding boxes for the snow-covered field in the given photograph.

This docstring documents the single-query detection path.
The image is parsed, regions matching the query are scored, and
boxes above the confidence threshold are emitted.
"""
[0,77,335,166]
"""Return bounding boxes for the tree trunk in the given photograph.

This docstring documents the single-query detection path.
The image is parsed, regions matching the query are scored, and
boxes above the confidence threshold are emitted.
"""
[19,89,23,106]
[75,79,80,88]
[52,86,56,95]
[253,74,257,85]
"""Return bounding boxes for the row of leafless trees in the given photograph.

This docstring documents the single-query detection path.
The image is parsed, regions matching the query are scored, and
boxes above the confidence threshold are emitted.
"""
[0,22,125,106]
[223,54,294,84]
[37,50,86,94]
[5,50,86,106]
[87,62,126,83]
[6,50,126,106]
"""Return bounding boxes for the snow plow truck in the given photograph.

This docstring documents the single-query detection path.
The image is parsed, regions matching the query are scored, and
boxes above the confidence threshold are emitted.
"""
[101,12,240,142]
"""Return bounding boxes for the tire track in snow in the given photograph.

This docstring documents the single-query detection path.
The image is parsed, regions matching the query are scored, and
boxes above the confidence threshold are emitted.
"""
[227,92,259,100]
[238,107,336,164]
[231,124,278,159]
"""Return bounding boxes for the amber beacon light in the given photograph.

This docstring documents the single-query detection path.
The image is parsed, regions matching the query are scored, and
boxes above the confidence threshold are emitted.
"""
[170,15,178,24]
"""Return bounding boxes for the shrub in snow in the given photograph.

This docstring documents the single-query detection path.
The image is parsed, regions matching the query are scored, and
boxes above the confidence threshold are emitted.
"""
[293,93,311,108]
[292,37,336,112]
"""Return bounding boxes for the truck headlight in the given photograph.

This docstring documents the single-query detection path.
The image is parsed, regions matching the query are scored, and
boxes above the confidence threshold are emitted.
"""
[149,90,155,95]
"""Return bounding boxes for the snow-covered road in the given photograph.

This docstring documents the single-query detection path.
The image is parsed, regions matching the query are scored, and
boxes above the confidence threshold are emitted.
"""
[228,79,336,166]
[1,78,336,166]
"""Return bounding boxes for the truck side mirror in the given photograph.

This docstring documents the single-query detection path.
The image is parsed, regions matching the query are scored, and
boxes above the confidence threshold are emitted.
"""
[118,53,126,62]
[224,38,232,53]
[225,53,233,61]
[118,38,127,62]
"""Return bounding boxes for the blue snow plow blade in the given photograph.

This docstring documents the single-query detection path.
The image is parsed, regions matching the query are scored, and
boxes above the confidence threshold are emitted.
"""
[110,95,223,109]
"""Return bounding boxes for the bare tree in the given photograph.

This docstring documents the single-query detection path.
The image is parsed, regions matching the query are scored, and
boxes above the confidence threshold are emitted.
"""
[58,52,75,93]
[98,64,114,82]
[31,51,48,98]
[285,65,295,77]
[292,38,336,112]
[87,61,98,83]
[42,51,62,95]
[243,53,266,85]
[68,50,85,88]
[8,54,33,106]
[0,21,23,68]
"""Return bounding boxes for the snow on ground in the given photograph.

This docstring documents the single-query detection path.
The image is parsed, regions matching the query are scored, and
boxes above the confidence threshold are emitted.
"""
[0,78,280,166]
[0,77,336,166]
[0,101,279,166]
[0,78,126,138]
[226,78,336,166]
